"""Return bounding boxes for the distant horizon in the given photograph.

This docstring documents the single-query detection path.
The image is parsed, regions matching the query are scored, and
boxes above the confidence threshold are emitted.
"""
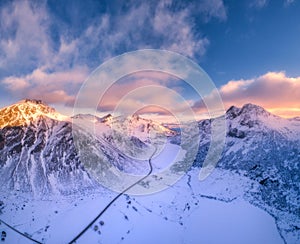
[1,98,298,125]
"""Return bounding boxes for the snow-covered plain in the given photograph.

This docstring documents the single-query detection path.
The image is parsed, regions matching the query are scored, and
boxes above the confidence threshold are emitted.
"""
[0,166,284,244]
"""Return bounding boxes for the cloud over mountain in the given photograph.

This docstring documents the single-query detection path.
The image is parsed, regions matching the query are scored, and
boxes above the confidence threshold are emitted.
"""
[193,71,300,117]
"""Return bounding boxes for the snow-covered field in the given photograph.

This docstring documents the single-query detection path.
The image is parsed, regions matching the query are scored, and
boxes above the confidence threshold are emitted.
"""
[0,167,284,244]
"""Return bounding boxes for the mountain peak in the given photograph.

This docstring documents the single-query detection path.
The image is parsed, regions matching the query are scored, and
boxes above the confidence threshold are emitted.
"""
[226,103,271,119]
[226,105,240,119]
[0,99,68,128]
[100,114,113,123]
[21,99,45,105]
[240,103,269,113]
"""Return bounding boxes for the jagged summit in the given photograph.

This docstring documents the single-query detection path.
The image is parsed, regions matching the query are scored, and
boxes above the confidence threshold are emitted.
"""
[240,103,271,116]
[221,103,300,141]
[226,105,240,119]
[226,103,272,120]
[21,99,45,105]
[0,99,68,128]
[100,113,113,123]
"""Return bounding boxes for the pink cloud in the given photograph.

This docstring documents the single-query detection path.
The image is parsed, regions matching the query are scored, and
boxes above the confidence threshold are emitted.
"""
[194,71,300,118]
[2,77,30,90]
[1,66,89,104]
[96,71,192,116]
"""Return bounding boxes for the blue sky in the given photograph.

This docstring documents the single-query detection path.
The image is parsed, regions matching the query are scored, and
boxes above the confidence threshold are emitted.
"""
[0,0,299,118]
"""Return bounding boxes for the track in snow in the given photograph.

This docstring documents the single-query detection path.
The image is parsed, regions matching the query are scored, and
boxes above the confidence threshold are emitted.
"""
[69,148,157,243]
[0,219,42,244]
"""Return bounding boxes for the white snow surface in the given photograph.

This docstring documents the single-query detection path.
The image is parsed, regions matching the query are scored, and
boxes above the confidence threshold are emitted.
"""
[0,168,284,244]
[0,101,299,243]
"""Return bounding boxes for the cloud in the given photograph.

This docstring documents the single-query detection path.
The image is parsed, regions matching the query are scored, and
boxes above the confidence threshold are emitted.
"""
[193,71,300,117]
[284,0,295,5]
[194,0,227,22]
[2,66,89,104]
[92,71,193,117]
[75,0,218,60]
[0,0,88,76]
[251,0,295,9]
[250,0,269,9]
[0,0,225,71]
[0,1,51,74]
[0,0,227,107]
[107,84,195,118]
[152,1,210,57]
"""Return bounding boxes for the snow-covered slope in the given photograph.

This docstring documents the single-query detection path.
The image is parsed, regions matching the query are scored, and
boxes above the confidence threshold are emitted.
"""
[0,100,176,197]
[0,101,299,243]
[195,103,300,243]
[0,99,68,128]
[73,112,177,161]
[226,103,300,140]
[0,100,96,196]
[73,113,176,141]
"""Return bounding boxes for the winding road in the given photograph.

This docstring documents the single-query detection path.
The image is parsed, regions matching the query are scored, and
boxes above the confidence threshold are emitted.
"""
[0,219,42,244]
[69,147,157,244]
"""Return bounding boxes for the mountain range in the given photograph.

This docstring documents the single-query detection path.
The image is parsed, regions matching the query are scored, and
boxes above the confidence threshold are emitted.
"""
[0,99,299,243]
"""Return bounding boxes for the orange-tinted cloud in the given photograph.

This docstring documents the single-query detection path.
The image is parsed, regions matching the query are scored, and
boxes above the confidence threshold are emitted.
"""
[2,66,89,104]
[194,71,300,118]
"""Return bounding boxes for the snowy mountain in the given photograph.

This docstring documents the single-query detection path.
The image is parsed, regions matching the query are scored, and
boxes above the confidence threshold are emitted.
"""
[72,111,177,164]
[73,112,176,141]
[195,103,300,243]
[0,99,69,128]
[0,99,175,196]
[0,99,96,196]
[0,100,299,243]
